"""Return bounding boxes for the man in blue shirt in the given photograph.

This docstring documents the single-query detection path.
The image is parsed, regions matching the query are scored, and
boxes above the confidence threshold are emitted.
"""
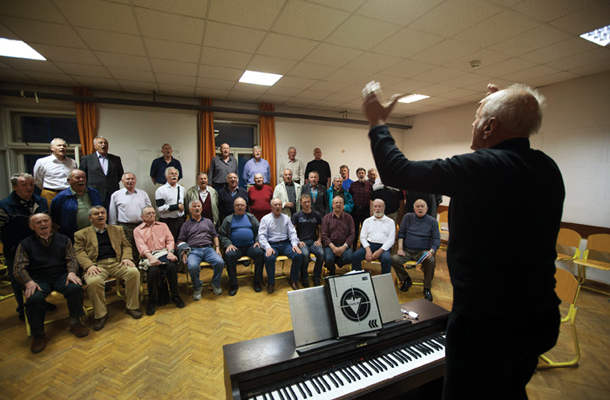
[242,146,270,186]
[218,197,264,296]
[150,143,183,185]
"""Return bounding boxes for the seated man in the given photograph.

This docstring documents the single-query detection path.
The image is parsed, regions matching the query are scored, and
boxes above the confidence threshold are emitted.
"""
[291,194,323,287]
[391,199,440,302]
[133,206,185,316]
[352,199,396,274]
[321,196,355,275]
[13,213,89,353]
[177,200,224,300]
[218,197,265,296]
[74,206,142,331]
[258,198,302,293]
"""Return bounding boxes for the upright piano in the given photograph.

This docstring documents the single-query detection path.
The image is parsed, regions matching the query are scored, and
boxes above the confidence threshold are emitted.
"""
[224,299,450,400]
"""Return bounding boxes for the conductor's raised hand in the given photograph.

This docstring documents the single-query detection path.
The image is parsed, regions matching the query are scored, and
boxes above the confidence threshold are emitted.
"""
[361,81,406,127]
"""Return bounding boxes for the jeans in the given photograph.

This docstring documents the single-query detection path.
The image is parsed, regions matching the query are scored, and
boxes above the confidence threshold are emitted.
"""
[351,242,392,274]
[187,247,224,290]
[300,240,324,280]
[225,244,264,286]
[323,246,353,274]
[264,241,302,284]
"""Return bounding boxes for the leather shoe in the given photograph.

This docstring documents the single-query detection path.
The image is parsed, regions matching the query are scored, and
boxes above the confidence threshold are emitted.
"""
[31,333,47,354]
[126,308,143,319]
[267,283,275,294]
[424,288,433,302]
[313,277,321,286]
[146,302,156,316]
[300,278,310,288]
[45,301,57,311]
[93,314,109,331]
[70,323,89,338]
[400,276,413,292]
[173,296,185,308]
[289,280,299,290]
[253,282,262,293]
[229,285,238,296]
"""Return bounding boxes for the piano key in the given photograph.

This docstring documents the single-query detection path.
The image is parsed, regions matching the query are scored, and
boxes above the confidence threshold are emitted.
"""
[330,370,343,385]
[318,375,331,391]
[347,366,361,380]
[339,369,352,383]
[357,361,372,376]
[288,385,299,400]
[314,376,327,392]
[307,379,320,395]
[295,383,307,399]
[300,381,312,397]
[326,372,339,388]
[343,366,356,381]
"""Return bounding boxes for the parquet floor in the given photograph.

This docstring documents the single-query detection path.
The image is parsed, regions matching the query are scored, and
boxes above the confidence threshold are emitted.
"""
[0,252,608,399]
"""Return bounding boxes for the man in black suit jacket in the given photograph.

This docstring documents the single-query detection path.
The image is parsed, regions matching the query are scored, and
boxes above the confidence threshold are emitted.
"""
[301,171,328,215]
[79,136,124,209]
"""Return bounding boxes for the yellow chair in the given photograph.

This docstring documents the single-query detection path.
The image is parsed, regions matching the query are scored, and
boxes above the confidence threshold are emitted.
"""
[538,267,581,369]
[556,228,581,261]
[185,262,213,294]
[573,233,610,296]
[0,243,14,301]
[438,211,449,251]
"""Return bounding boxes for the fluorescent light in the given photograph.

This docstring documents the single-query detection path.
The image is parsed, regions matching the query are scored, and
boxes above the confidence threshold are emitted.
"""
[0,38,46,60]
[398,94,430,104]
[580,25,610,47]
[239,70,282,86]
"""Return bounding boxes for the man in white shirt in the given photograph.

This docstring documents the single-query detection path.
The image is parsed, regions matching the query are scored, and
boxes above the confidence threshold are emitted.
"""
[155,167,185,243]
[351,199,396,274]
[33,138,77,207]
[108,172,152,262]
[278,147,304,184]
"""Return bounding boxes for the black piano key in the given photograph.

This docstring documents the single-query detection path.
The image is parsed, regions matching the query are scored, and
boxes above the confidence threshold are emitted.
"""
[288,385,298,400]
[374,358,388,371]
[327,372,339,388]
[383,354,397,367]
[413,344,429,355]
[387,352,402,365]
[403,346,420,359]
[343,366,356,381]
[392,351,408,363]
[314,377,327,392]
[421,341,437,352]
[308,379,320,395]
[277,388,285,400]
[339,369,352,383]
[366,360,380,374]
[354,363,367,377]
[348,365,361,380]
[301,381,312,397]
[331,370,344,385]
[359,361,372,375]
[319,375,331,391]
[426,340,442,351]
[296,382,307,399]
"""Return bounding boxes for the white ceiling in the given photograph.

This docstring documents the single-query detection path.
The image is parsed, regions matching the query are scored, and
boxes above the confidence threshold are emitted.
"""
[0,0,608,117]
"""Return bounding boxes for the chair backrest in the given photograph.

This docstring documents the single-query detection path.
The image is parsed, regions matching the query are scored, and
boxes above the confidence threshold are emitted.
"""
[438,211,448,231]
[554,267,579,305]
[586,233,610,252]
[557,228,581,248]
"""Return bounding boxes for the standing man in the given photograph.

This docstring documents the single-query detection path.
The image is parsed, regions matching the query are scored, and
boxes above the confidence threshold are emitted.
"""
[51,169,102,241]
[339,165,353,191]
[326,175,354,214]
[273,169,302,217]
[0,173,49,320]
[258,198,302,293]
[243,146,271,186]
[108,172,151,263]
[391,199,440,301]
[155,167,185,244]
[305,148,331,188]
[278,147,304,184]
[177,200,224,300]
[79,136,124,209]
[363,82,564,399]
[150,143,183,186]
[217,173,248,224]
[352,199,395,274]
[349,167,374,250]
[133,206,185,316]
[367,168,378,185]
[301,171,328,215]
[218,198,265,296]
[74,206,142,330]
[291,194,324,287]
[321,196,355,276]
[185,172,219,226]
[33,138,77,207]
[13,213,89,353]
[247,173,273,221]
[209,143,238,189]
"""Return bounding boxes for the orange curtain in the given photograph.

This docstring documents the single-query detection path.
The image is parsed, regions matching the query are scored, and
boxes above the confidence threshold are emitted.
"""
[199,98,216,174]
[259,103,277,188]
[74,87,97,155]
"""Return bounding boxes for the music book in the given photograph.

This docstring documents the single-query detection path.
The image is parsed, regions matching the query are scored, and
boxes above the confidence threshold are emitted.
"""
[325,271,382,338]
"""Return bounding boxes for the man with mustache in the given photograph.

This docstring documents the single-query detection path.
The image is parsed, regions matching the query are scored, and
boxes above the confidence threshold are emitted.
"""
[155,167,185,244]
[351,199,395,275]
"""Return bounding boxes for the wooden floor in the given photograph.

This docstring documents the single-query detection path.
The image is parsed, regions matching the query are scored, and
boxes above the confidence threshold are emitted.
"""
[0,252,609,400]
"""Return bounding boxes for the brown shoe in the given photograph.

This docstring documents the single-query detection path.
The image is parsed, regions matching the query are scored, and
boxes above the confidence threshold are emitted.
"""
[267,284,275,294]
[93,314,109,331]
[289,279,299,291]
[31,333,47,354]
[70,323,90,338]
[126,308,143,319]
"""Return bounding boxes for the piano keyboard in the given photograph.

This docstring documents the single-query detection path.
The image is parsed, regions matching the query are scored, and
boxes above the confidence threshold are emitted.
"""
[247,333,446,400]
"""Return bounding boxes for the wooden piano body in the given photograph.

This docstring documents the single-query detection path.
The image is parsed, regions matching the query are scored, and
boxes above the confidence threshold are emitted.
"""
[224,299,450,400]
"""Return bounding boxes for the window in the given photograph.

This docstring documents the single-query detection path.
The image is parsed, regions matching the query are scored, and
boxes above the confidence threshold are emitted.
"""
[12,113,80,145]
[214,120,258,188]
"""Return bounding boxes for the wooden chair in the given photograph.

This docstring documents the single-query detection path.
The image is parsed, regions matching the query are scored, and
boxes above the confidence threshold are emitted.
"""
[0,243,13,301]
[573,233,610,296]
[556,228,581,262]
[538,267,581,369]
[438,211,449,251]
